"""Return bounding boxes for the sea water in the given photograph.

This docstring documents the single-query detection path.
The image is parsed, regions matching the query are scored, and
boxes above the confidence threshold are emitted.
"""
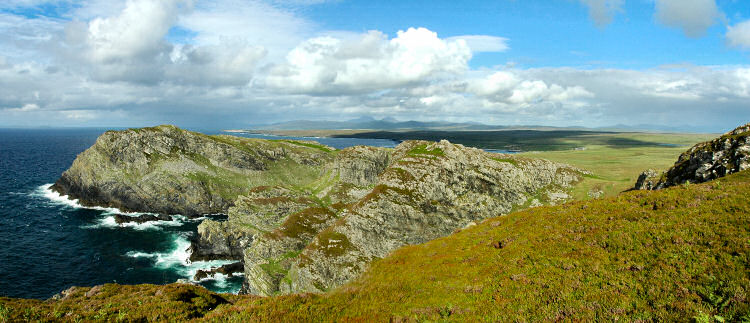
[0,128,398,299]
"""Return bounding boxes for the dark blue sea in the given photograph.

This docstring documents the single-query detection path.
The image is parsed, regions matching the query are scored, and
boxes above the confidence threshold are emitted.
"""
[0,128,399,299]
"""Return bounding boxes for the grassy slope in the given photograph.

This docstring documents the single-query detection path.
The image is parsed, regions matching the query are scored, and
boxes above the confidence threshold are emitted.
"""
[521,132,715,200]
[3,170,748,322]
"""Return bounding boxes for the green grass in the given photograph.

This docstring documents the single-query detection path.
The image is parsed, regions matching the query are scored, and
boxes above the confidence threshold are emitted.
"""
[520,132,715,200]
[407,143,445,157]
[5,169,749,321]
[489,156,519,166]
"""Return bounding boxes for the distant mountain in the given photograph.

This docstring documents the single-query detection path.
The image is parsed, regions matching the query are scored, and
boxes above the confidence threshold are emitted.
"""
[245,118,506,131]
[241,118,715,133]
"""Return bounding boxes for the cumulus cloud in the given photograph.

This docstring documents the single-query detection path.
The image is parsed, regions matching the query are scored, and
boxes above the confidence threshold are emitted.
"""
[654,0,721,37]
[727,20,750,50]
[464,71,594,114]
[60,0,270,85]
[0,0,748,131]
[85,0,183,64]
[578,0,624,26]
[264,28,472,94]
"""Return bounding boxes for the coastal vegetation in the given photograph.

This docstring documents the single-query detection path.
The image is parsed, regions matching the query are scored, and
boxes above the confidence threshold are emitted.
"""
[4,124,748,321]
[2,169,748,321]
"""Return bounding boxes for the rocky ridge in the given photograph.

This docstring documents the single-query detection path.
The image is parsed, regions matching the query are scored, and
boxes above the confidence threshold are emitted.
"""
[51,125,333,216]
[635,123,750,190]
[260,140,583,295]
[52,126,585,295]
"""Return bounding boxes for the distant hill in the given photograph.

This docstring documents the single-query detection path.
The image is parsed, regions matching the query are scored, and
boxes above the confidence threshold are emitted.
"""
[241,118,710,133]
[245,117,504,131]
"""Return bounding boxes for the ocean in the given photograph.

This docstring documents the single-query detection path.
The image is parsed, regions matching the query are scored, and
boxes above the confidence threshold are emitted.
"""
[0,128,398,299]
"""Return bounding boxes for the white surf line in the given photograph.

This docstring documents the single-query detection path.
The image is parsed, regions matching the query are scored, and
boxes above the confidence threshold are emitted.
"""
[34,184,188,230]
[125,232,239,284]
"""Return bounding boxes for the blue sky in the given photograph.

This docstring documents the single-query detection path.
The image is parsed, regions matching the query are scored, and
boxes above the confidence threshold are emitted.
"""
[299,0,749,69]
[0,0,749,131]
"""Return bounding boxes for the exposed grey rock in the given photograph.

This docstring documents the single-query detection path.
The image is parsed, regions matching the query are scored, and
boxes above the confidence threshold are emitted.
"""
[634,169,660,190]
[51,125,333,216]
[189,220,255,262]
[634,123,750,190]
[54,126,586,298]
[189,186,315,261]
[193,262,244,281]
[50,286,78,301]
[244,140,584,295]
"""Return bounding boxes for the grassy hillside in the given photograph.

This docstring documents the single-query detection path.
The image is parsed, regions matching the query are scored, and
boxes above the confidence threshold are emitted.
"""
[521,132,715,199]
[3,169,748,321]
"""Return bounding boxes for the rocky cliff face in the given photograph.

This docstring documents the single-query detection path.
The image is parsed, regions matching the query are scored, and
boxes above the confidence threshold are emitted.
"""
[51,125,333,216]
[239,140,584,295]
[634,123,750,190]
[54,126,585,295]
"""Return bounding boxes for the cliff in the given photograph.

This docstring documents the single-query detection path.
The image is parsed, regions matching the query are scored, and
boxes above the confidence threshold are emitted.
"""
[50,126,585,296]
[5,167,749,321]
[51,125,333,216]
[259,140,582,295]
[634,122,750,190]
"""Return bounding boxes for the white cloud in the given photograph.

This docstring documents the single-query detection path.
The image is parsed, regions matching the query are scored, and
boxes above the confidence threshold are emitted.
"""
[167,42,267,86]
[654,0,721,37]
[727,20,750,50]
[578,0,624,26]
[178,0,314,61]
[446,35,509,53]
[265,27,472,94]
[86,0,183,64]
[464,70,594,114]
[0,0,748,132]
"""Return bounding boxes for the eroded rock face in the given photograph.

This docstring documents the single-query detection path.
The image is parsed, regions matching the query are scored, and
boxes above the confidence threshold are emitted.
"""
[54,126,585,297]
[240,140,584,295]
[634,123,750,190]
[189,186,316,261]
[51,125,332,216]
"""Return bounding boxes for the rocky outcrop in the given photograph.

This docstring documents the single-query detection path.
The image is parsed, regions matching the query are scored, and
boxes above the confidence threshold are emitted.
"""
[189,186,317,261]
[633,169,660,190]
[634,123,750,190]
[51,125,333,216]
[55,126,586,297]
[193,262,243,281]
[240,140,584,295]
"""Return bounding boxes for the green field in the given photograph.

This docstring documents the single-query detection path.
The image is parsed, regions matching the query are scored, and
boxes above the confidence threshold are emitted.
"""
[519,132,715,199]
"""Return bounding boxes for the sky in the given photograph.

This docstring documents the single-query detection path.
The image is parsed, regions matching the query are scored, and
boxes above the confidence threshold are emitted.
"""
[0,0,749,132]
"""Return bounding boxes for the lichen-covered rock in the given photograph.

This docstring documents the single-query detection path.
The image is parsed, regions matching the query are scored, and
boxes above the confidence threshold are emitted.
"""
[189,220,255,261]
[51,125,333,216]
[242,140,584,295]
[190,186,318,261]
[55,126,586,297]
[634,169,660,190]
[634,123,750,190]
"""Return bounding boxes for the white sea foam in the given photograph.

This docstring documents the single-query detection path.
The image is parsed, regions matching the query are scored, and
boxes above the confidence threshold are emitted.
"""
[34,184,149,215]
[126,233,237,282]
[34,184,189,230]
